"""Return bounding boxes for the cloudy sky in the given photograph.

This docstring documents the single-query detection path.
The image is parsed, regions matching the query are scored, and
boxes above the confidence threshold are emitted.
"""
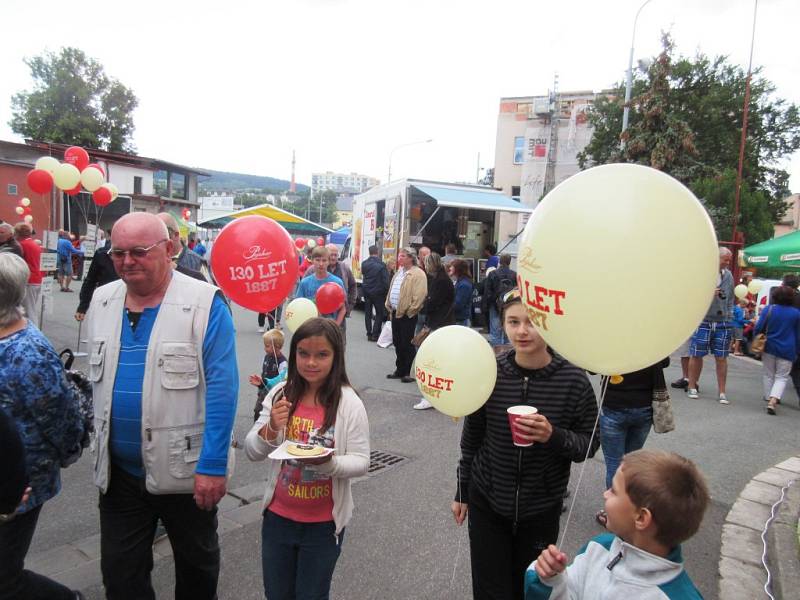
[1,0,797,190]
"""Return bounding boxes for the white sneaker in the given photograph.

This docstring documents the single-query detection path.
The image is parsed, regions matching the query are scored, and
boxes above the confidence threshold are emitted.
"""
[413,399,433,410]
[687,388,699,399]
[719,394,729,405]
[257,327,265,333]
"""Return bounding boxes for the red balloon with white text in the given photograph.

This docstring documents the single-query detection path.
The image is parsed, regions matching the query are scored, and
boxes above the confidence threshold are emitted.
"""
[64,146,90,172]
[27,169,54,194]
[210,216,299,312]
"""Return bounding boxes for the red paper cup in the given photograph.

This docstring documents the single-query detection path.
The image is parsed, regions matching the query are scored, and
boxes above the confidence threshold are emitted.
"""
[507,405,538,447]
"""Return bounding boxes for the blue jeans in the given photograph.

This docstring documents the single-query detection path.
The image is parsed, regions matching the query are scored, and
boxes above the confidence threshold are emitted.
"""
[488,306,508,346]
[599,406,652,489]
[262,510,344,600]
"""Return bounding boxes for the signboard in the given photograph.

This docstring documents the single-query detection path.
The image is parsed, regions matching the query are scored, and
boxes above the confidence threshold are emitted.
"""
[519,123,551,209]
[44,230,59,251]
[83,240,96,258]
[86,224,98,241]
[39,252,57,272]
[41,280,54,316]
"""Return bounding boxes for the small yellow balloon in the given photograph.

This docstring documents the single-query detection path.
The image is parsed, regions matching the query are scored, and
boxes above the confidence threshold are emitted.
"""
[307,239,317,249]
[609,375,624,384]
[747,280,762,295]
[105,182,119,201]
[80,166,105,192]
[23,215,33,224]
[53,163,81,191]
[734,284,748,299]
[284,298,318,332]
[414,325,497,418]
[20,197,31,207]
[35,156,60,175]
[15,206,24,215]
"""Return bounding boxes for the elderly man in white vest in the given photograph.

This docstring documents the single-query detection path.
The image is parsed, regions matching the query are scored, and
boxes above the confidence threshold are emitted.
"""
[86,212,238,600]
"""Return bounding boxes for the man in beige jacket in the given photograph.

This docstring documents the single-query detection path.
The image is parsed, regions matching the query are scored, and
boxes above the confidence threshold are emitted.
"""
[385,247,428,382]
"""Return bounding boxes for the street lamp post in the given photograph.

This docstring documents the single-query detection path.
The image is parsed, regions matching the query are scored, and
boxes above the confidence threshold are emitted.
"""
[387,139,433,184]
[621,0,654,148]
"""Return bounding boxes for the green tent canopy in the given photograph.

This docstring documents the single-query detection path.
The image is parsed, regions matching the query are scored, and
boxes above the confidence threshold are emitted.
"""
[742,230,800,269]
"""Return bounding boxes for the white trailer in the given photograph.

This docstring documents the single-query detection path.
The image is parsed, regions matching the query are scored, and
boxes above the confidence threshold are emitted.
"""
[343,178,532,295]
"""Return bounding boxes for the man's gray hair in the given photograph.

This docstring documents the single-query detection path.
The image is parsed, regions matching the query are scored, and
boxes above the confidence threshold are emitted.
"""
[0,253,30,327]
[719,246,732,257]
[0,223,14,240]
[399,247,418,265]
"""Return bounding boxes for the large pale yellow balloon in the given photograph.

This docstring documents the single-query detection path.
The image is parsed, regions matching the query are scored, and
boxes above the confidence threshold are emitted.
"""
[516,163,718,375]
[80,166,105,192]
[53,162,81,191]
[748,279,762,295]
[35,156,60,174]
[414,326,497,417]
[734,284,748,299]
[284,297,318,332]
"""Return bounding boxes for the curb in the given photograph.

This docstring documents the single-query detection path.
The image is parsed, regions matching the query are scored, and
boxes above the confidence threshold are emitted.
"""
[718,456,800,600]
[24,481,268,592]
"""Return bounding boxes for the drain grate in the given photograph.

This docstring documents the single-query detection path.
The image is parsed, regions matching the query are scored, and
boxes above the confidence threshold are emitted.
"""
[368,450,408,476]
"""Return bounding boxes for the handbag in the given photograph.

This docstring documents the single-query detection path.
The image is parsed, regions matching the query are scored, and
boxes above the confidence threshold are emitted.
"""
[750,305,773,355]
[412,325,431,347]
[651,364,675,434]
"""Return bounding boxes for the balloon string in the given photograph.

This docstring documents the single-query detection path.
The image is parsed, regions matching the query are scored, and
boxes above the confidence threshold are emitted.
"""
[451,425,464,590]
[556,374,608,549]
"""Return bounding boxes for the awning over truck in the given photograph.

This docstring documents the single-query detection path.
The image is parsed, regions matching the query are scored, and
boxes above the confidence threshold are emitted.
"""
[412,184,532,214]
[198,203,334,236]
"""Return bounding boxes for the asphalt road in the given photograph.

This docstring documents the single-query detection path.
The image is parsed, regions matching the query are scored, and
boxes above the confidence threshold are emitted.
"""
[30,286,800,599]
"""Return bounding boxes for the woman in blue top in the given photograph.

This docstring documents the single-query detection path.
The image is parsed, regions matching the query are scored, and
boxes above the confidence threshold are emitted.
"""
[451,258,474,327]
[754,285,800,415]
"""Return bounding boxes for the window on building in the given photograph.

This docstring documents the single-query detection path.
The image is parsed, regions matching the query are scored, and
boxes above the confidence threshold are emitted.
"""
[513,136,525,164]
[511,186,521,197]
[133,176,142,195]
[154,170,168,196]
[7,183,18,195]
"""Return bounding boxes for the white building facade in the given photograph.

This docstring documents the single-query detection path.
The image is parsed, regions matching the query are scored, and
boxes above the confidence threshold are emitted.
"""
[312,171,380,195]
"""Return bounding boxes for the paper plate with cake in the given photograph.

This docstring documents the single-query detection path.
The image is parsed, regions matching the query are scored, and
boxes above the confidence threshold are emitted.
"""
[268,440,334,461]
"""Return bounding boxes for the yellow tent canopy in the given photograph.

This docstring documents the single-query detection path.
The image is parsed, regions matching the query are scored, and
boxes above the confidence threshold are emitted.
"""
[198,203,333,236]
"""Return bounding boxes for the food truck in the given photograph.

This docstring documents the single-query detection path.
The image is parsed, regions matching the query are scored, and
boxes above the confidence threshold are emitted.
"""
[343,179,533,295]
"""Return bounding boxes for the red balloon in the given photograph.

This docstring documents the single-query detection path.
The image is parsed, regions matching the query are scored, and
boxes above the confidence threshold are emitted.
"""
[65,183,82,196]
[93,187,113,206]
[22,206,32,216]
[27,169,54,194]
[294,238,306,250]
[317,237,325,246]
[86,162,105,177]
[64,146,90,172]
[210,216,299,312]
[315,282,345,314]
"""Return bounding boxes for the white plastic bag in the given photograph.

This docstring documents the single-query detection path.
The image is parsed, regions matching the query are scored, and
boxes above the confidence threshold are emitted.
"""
[377,321,393,348]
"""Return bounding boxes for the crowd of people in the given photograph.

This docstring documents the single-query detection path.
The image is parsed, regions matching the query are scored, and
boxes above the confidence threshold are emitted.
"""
[3,218,791,600]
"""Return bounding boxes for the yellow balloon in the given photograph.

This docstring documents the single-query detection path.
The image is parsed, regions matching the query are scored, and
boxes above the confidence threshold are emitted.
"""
[734,284,748,299]
[80,166,105,192]
[517,164,718,375]
[747,280,762,295]
[105,182,119,201]
[24,215,33,223]
[284,298,318,332]
[53,163,81,191]
[414,325,497,417]
[20,197,31,207]
[35,156,60,175]
[307,239,317,249]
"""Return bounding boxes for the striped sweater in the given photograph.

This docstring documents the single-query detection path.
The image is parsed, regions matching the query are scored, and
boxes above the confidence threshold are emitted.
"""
[457,349,599,523]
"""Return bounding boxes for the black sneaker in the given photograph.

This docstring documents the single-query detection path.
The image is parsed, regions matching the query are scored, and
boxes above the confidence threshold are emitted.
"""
[670,378,688,389]
[400,376,415,383]
[386,372,401,379]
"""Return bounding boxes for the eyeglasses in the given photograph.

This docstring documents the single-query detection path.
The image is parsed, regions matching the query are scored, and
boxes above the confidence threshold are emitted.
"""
[108,239,168,261]
[502,288,522,305]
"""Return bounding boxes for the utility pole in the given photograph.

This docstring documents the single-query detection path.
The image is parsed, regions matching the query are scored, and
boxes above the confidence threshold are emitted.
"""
[543,74,560,197]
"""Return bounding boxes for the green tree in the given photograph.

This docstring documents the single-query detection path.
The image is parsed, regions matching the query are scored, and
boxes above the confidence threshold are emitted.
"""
[10,47,138,152]
[692,169,774,243]
[578,34,800,244]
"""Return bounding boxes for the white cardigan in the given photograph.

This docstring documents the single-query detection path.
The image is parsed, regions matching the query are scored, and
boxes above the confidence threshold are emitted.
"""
[244,382,370,535]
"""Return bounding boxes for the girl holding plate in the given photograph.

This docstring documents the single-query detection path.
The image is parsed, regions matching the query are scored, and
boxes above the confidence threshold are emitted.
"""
[245,318,370,600]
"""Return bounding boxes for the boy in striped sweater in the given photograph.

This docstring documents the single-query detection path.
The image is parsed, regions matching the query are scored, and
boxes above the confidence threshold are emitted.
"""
[526,450,709,600]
